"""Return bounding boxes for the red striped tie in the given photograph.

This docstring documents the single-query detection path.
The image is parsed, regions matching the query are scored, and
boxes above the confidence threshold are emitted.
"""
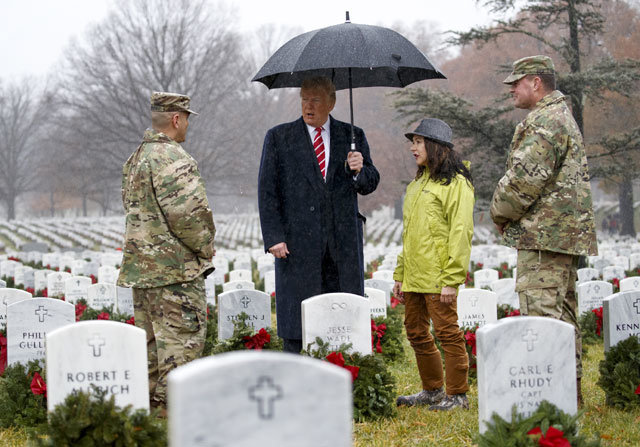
[314,127,326,179]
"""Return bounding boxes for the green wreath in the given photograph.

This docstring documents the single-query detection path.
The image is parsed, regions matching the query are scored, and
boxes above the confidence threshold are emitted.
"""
[303,338,396,422]
[597,336,640,410]
[372,311,404,362]
[476,400,601,446]
[0,360,47,430]
[31,386,166,446]
[209,312,282,354]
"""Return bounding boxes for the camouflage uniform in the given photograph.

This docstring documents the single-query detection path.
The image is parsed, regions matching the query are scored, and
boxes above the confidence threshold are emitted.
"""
[491,56,597,378]
[117,92,215,408]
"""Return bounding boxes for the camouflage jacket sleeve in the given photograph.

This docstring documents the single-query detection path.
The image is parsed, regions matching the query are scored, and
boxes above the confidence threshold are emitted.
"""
[151,151,216,260]
[490,125,559,225]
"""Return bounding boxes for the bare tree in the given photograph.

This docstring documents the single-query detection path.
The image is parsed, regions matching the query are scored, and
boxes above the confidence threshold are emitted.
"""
[49,0,255,212]
[0,79,50,219]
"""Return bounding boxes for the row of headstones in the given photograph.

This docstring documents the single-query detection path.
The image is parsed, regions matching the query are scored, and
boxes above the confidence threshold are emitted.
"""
[0,285,133,335]
[0,250,123,270]
[99,292,640,444]
[589,252,640,271]
[7,290,639,445]
[216,287,390,343]
[0,260,120,290]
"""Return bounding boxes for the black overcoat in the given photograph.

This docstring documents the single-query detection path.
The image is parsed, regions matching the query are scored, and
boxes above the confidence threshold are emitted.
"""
[258,115,380,339]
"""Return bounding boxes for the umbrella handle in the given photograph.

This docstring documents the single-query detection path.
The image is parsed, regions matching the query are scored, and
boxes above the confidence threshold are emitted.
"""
[349,67,356,152]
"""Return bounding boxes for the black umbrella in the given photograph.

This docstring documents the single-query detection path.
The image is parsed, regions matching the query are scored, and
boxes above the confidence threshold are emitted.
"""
[252,12,446,150]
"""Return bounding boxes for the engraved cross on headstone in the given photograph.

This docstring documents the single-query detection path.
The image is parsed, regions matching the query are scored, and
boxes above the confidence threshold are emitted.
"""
[35,305,49,322]
[469,296,478,307]
[88,334,106,357]
[634,298,640,314]
[522,329,538,352]
[248,376,283,420]
[241,296,251,309]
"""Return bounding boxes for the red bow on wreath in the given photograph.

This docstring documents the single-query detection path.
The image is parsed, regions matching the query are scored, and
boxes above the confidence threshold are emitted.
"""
[464,331,477,356]
[326,351,359,382]
[243,328,271,350]
[527,426,570,447]
[371,320,386,353]
[635,383,640,395]
[75,303,87,321]
[592,307,603,337]
[0,334,7,375]
[30,372,47,398]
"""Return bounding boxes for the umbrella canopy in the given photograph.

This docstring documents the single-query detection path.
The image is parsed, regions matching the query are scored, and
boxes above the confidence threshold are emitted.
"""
[252,17,446,90]
[252,13,446,150]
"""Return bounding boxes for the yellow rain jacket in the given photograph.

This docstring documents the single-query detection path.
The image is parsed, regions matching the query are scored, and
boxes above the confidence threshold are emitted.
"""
[393,168,475,293]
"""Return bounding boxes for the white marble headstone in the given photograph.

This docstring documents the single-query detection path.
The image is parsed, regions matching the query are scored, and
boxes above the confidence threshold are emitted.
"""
[34,269,54,293]
[229,269,252,282]
[364,287,387,318]
[620,277,640,292]
[592,258,611,273]
[629,253,640,270]
[7,298,75,366]
[13,265,27,286]
[477,316,577,432]
[576,268,599,284]
[363,279,392,307]
[212,257,229,274]
[71,260,87,276]
[46,321,149,412]
[168,351,351,447]
[611,256,629,271]
[603,291,640,351]
[0,260,19,279]
[301,293,372,355]
[457,289,498,328]
[222,280,255,292]
[116,287,134,315]
[372,270,394,282]
[47,272,72,298]
[87,283,117,310]
[204,275,217,306]
[64,276,92,305]
[217,290,272,340]
[602,266,626,282]
[98,265,118,284]
[489,278,519,309]
[0,288,32,330]
[577,281,613,315]
[264,270,276,296]
[474,269,499,290]
[0,279,5,288]
[22,268,35,290]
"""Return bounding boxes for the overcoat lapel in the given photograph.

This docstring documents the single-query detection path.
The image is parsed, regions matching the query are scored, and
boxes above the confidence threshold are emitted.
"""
[325,116,344,186]
[293,117,325,189]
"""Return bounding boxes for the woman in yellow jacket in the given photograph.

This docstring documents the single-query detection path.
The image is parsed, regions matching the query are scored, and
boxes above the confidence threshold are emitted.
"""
[393,118,474,411]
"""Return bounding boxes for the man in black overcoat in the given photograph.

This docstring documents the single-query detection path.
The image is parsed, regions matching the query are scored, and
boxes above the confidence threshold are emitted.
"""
[258,76,380,353]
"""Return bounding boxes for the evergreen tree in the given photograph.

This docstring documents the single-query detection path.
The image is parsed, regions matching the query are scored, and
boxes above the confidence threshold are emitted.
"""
[395,0,640,233]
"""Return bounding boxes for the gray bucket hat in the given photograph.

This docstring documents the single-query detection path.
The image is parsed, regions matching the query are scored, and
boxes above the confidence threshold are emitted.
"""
[405,118,453,148]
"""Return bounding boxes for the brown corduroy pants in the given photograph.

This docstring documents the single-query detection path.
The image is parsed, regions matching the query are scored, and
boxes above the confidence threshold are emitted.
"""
[403,292,469,395]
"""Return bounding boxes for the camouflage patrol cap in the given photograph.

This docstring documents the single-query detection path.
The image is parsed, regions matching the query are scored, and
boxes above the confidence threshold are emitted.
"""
[503,55,555,84]
[150,92,198,115]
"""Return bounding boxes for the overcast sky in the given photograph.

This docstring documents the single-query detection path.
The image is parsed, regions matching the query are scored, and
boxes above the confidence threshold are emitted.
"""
[0,0,495,80]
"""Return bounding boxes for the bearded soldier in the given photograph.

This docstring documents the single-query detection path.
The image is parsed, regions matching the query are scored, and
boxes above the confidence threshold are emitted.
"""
[117,92,216,412]
[491,56,597,405]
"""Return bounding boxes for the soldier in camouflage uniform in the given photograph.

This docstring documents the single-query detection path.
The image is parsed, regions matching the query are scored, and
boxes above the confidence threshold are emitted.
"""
[117,92,216,411]
[490,56,597,404]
